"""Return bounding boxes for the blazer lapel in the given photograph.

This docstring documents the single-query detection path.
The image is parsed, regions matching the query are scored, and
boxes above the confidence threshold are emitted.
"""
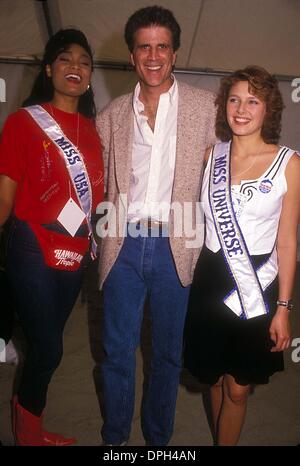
[172,84,197,202]
[113,95,134,195]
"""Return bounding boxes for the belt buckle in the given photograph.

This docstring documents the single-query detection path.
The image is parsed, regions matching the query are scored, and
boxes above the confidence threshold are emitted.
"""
[139,218,164,229]
[133,218,168,237]
[147,218,162,229]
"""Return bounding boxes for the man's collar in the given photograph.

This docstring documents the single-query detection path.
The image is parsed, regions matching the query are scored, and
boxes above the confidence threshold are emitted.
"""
[133,74,178,110]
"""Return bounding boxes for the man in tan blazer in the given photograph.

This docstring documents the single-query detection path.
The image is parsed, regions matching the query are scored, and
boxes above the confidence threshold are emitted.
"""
[96,5,216,446]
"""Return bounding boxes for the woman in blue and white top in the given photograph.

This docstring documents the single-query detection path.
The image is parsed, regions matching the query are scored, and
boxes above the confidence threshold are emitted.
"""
[184,66,300,446]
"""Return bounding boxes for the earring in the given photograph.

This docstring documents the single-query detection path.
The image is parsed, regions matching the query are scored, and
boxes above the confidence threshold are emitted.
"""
[87,84,90,90]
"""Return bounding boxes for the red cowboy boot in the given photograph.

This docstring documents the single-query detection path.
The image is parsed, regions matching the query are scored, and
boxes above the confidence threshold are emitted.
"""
[41,428,76,446]
[14,401,43,446]
[13,396,76,446]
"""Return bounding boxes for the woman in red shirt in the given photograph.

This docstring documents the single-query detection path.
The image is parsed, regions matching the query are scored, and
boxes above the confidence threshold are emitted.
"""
[0,28,104,445]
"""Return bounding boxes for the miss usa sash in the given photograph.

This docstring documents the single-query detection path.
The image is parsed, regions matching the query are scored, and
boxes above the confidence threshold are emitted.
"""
[208,142,277,319]
[24,105,97,257]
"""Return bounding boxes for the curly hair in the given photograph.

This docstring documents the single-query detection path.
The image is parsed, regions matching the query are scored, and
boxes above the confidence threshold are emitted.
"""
[22,28,96,119]
[124,5,181,52]
[215,66,284,144]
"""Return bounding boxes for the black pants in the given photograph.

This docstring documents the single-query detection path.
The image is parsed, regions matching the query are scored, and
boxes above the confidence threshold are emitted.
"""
[6,219,84,416]
[0,222,14,344]
[0,270,14,344]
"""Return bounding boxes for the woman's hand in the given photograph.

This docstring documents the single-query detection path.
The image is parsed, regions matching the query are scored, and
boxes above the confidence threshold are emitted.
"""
[269,307,291,352]
[0,175,17,227]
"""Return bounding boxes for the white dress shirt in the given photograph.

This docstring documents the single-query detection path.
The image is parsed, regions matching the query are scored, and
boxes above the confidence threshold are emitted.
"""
[127,77,178,223]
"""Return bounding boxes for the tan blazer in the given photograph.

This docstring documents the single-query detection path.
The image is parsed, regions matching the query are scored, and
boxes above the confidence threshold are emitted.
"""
[96,81,216,288]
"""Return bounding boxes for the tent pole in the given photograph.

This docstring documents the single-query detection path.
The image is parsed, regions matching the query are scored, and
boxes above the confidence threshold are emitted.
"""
[36,0,53,38]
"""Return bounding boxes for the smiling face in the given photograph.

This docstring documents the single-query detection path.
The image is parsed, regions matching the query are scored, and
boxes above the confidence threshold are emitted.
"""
[226,81,267,138]
[130,25,177,94]
[46,43,92,103]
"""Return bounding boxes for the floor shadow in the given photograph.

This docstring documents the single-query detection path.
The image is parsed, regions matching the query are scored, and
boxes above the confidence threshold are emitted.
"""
[180,368,215,444]
[81,257,105,419]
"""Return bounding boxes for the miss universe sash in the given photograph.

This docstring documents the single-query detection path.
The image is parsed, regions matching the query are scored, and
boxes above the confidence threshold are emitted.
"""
[208,142,277,319]
[24,105,97,258]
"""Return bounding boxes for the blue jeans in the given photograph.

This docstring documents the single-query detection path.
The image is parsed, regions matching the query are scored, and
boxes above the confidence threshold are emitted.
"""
[101,230,190,445]
[6,219,84,416]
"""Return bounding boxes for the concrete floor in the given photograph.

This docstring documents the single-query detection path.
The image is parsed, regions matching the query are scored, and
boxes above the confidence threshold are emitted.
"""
[0,262,299,447]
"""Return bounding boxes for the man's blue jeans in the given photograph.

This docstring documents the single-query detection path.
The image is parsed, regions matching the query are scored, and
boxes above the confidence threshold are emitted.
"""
[101,230,190,445]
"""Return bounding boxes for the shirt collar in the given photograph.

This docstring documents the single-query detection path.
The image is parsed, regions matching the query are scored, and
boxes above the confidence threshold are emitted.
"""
[133,74,178,114]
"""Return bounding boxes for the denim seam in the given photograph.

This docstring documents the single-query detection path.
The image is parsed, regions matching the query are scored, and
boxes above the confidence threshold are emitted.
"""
[119,290,146,444]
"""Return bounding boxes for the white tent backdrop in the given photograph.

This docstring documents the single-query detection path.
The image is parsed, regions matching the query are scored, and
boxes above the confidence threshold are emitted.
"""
[1,0,300,75]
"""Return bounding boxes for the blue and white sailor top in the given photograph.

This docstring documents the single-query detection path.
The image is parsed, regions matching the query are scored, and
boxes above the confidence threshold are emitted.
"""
[202,144,295,255]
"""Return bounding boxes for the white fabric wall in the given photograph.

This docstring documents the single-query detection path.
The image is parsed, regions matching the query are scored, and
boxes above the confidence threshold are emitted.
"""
[2,0,300,76]
[0,64,299,257]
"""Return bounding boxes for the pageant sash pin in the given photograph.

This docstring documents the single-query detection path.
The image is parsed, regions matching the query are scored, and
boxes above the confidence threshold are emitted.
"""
[259,179,273,193]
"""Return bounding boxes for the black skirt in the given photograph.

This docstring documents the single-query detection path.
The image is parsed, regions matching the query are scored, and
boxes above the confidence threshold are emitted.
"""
[183,246,284,386]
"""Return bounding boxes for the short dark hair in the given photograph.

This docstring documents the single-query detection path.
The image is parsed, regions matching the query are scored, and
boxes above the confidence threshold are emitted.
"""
[215,65,284,144]
[23,28,96,119]
[124,5,181,52]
